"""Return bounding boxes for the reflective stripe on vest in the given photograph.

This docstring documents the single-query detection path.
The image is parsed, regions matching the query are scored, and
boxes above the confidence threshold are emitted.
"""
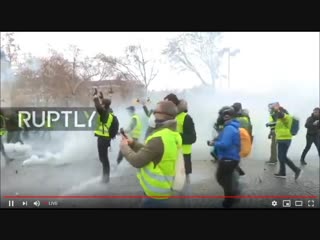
[269,115,276,130]
[0,115,6,136]
[137,128,182,199]
[176,112,192,154]
[131,114,142,139]
[94,113,114,137]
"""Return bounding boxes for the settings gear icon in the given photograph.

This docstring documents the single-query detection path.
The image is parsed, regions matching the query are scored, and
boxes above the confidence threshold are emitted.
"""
[271,200,278,207]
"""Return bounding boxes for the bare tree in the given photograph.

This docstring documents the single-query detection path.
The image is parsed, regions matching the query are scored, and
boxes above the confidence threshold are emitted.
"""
[97,45,159,91]
[1,32,20,67]
[68,44,81,81]
[163,32,224,90]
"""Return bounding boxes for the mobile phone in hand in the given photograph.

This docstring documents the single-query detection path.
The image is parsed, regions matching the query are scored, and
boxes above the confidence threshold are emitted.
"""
[120,128,128,139]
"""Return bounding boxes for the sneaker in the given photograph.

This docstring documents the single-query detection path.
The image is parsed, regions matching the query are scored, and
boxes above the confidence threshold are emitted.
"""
[295,168,302,180]
[300,161,307,166]
[266,161,277,165]
[274,173,286,178]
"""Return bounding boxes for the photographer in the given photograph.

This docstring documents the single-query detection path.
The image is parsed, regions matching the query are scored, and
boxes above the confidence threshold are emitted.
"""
[93,89,119,183]
[0,111,14,164]
[265,103,278,164]
[212,106,241,208]
[300,107,320,165]
[119,101,182,208]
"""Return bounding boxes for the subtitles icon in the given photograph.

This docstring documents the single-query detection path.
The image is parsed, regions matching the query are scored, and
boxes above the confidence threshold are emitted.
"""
[282,200,291,207]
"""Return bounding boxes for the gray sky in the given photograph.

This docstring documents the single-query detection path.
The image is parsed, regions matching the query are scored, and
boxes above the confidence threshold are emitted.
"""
[7,32,320,92]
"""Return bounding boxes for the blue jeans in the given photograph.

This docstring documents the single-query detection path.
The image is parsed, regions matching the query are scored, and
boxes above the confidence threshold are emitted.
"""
[141,197,170,208]
[277,140,299,175]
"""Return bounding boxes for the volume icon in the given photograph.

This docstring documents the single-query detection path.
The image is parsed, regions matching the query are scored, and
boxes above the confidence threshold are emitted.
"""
[33,200,40,207]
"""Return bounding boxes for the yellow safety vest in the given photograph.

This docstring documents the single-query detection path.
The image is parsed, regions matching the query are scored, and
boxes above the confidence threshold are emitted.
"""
[0,114,7,136]
[236,116,250,131]
[176,112,192,154]
[19,113,28,128]
[94,113,114,137]
[269,115,276,130]
[130,114,142,139]
[137,128,182,199]
[275,114,293,140]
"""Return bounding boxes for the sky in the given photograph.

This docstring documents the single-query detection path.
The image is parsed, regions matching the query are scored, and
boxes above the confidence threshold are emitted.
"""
[2,31,320,93]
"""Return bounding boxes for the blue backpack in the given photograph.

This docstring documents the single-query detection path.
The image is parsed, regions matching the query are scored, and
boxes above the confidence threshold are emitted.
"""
[290,116,299,136]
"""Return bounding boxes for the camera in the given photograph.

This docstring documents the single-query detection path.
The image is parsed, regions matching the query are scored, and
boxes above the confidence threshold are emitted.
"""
[207,140,213,146]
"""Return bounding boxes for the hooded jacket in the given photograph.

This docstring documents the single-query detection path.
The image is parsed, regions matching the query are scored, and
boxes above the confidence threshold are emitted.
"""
[305,114,320,135]
[213,119,241,161]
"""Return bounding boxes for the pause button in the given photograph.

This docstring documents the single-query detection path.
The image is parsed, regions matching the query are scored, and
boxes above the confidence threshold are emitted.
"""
[8,200,15,207]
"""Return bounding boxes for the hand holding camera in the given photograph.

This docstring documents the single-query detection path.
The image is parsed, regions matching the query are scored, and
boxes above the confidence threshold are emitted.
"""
[207,140,214,146]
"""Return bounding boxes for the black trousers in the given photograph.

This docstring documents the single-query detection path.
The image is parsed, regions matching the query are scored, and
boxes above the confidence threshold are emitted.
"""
[183,154,192,175]
[216,160,240,207]
[6,131,24,144]
[97,137,111,177]
[300,134,320,162]
[0,136,9,159]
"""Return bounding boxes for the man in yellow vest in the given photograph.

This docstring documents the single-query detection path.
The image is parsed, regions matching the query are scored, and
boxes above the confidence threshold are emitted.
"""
[141,99,155,139]
[271,104,302,179]
[93,92,119,183]
[265,103,279,164]
[0,111,14,164]
[164,94,196,184]
[120,101,182,208]
[6,111,24,145]
[117,106,142,165]
[232,102,253,139]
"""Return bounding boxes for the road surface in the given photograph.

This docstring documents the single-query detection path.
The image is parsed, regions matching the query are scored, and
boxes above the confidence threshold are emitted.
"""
[1,147,319,208]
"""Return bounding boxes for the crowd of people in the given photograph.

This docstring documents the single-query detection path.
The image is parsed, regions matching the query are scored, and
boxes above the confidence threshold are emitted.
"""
[0,91,319,208]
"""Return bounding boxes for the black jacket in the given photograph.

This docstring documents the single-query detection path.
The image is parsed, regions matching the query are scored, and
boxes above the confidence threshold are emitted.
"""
[93,97,119,139]
[181,114,197,145]
[305,115,320,135]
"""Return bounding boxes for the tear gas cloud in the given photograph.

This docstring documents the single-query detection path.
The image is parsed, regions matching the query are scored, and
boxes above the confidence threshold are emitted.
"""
[1,32,319,197]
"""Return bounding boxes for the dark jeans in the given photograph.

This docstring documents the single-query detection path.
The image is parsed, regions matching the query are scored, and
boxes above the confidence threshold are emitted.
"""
[277,140,299,175]
[97,137,111,177]
[216,160,240,207]
[300,134,320,162]
[183,154,192,175]
[6,131,24,144]
[211,149,244,175]
[0,136,10,160]
[141,197,170,208]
